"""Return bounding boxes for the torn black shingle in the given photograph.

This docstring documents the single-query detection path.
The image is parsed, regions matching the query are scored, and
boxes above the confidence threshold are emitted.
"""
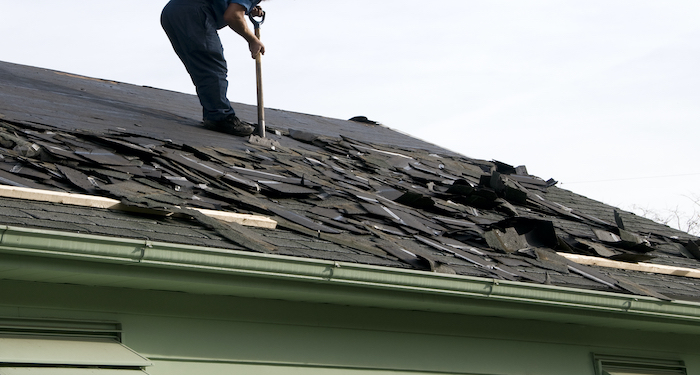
[0,168,50,189]
[0,160,53,181]
[0,64,699,304]
[74,148,133,166]
[56,164,100,194]
[268,205,341,234]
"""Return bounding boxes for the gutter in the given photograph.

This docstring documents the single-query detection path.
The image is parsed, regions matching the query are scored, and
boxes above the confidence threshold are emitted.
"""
[2,225,700,333]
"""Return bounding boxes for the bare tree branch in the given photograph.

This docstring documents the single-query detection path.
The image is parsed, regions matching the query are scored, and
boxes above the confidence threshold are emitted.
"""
[630,194,700,236]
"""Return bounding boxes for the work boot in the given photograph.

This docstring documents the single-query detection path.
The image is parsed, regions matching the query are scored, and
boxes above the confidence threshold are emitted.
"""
[203,115,255,136]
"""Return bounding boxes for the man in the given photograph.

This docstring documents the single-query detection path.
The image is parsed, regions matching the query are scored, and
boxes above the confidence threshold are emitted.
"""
[161,0,265,136]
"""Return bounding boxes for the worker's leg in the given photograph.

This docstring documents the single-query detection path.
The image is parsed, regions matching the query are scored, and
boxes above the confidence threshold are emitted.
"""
[161,1,235,122]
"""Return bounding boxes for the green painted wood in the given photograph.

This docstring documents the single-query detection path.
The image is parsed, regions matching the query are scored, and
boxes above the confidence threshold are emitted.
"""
[0,335,150,367]
[2,227,700,336]
[0,280,699,375]
[146,361,488,375]
[0,370,147,375]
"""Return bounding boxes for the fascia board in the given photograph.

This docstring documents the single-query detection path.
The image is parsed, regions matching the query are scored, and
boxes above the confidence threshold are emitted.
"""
[2,225,700,333]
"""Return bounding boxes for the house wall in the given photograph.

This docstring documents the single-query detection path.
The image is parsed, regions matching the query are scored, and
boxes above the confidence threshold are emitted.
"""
[0,279,698,375]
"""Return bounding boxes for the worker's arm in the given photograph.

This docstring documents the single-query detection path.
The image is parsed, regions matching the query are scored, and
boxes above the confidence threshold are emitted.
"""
[223,3,265,59]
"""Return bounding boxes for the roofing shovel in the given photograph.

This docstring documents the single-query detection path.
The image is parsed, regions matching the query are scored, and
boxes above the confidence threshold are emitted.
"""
[249,12,266,138]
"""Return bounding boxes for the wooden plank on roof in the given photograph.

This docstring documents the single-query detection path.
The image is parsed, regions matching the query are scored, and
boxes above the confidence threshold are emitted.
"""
[559,252,700,279]
[0,185,276,229]
[194,208,276,229]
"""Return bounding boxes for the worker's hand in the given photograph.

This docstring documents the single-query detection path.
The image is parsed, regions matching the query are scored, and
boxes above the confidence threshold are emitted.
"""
[250,6,264,17]
[249,39,266,59]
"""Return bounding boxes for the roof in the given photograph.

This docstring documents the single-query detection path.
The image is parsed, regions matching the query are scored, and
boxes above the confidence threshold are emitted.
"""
[0,59,699,304]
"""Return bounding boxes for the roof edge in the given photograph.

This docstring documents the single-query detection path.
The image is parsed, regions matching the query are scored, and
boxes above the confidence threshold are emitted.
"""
[2,225,700,333]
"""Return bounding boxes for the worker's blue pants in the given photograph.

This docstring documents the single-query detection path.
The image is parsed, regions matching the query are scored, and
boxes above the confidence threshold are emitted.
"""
[161,0,235,121]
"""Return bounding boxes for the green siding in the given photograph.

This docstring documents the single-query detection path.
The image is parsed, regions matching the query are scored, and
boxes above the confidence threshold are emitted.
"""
[2,228,700,338]
[147,361,500,375]
[0,280,697,375]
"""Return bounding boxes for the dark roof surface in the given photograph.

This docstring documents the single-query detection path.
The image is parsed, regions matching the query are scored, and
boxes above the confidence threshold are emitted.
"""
[1,60,699,302]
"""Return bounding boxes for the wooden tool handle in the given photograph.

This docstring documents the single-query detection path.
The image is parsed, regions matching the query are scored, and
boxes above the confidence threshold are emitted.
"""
[254,27,265,137]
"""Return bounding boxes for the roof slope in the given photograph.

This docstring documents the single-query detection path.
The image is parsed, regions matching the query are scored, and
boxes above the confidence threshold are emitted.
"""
[0,60,698,303]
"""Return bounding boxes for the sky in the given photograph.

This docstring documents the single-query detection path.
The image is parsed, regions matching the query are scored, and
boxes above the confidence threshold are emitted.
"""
[1,0,699,232]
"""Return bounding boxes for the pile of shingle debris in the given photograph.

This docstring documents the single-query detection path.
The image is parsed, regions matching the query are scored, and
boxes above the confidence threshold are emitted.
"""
[1,119,698,300]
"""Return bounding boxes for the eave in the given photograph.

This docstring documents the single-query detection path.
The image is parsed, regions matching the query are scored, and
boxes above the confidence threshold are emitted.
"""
[2,225,700,335]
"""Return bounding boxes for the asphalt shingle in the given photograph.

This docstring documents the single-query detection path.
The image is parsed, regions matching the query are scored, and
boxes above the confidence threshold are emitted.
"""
[0,60,699,303]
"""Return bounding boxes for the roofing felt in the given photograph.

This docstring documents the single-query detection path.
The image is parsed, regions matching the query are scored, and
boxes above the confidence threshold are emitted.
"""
[0,60,699,302]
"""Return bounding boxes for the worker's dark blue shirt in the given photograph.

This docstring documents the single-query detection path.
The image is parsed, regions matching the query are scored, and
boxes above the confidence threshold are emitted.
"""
[161,0,263,121]
[210,0,262,29]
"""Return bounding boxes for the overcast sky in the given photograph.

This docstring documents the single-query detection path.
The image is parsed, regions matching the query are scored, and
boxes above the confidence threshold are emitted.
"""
[1,0,699,229]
